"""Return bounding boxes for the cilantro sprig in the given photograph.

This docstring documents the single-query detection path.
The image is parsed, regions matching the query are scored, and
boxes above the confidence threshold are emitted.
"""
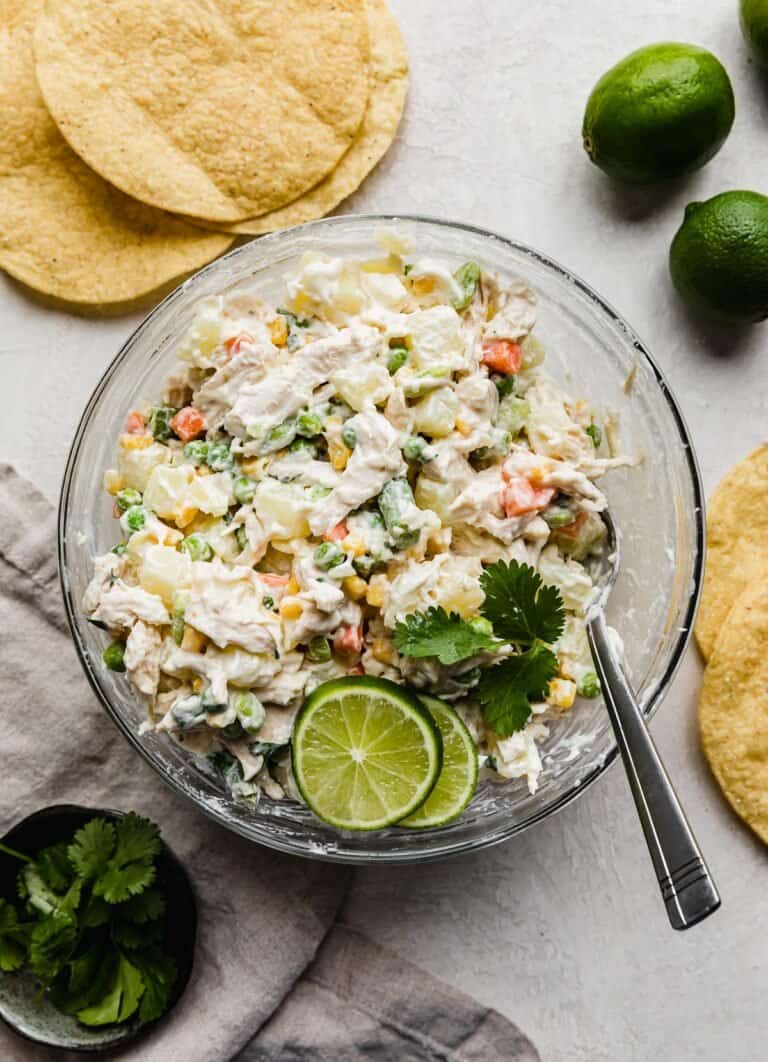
[393,560,566,735]
[0,813,177,1028]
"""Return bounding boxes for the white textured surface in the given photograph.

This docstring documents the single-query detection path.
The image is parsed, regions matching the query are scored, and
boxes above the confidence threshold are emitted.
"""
[1,3,765,1059]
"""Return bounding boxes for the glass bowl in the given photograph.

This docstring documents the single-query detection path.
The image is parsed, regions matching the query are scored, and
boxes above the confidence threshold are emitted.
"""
[58,215,704,864]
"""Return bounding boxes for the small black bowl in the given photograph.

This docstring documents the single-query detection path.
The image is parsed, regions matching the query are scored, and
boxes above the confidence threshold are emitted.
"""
[0,805,196,1053]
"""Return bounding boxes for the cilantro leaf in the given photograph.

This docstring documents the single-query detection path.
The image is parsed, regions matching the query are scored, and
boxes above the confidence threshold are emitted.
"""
[19,865,62,917]
[111,915,163,951]
[134,950,177,1023]
[480,560,565,646]
[80,893,111,929]
[121,888,165,925]
[76,953,145,1027]
[28,912,78,983]
[393,607,499,665]
[49,944,118,1016]
[0,898,28,972]
[93,814,160,904]
[477,645,559,736]
[68,818,116,882]
[34,843,76,894]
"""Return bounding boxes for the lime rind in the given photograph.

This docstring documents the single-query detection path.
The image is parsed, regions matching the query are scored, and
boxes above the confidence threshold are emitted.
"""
[293,676,443,831]
[400,695,479,829]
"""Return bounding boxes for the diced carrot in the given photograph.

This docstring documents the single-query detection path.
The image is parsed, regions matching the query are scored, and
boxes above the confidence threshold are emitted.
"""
[555,511,589,539]
[123,410,146,435]
[324,520,348,543]
[482,339,522,375]
[224,333,254,355]
[501,475,556,517]
[333,624,364,655]
[171,406,206,442]
[257,572,290,587]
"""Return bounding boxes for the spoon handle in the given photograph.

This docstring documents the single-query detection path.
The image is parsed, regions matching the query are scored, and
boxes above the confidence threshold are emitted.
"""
[587,610,720,930]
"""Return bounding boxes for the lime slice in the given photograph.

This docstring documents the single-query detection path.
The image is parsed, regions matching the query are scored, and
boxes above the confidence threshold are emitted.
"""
[292,676,443,831]
[400,696,478,829]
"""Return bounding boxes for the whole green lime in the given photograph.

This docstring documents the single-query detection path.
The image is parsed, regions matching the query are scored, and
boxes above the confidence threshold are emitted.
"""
[669,191,768,323]
[741,0,768,68]
[582,43,735,183]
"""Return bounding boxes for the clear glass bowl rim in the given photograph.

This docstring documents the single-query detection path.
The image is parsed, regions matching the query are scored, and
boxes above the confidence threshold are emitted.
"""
[57,213,705,864]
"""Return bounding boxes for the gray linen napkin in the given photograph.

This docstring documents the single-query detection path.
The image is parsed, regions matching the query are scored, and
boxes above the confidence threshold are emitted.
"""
[0,465,539,1062]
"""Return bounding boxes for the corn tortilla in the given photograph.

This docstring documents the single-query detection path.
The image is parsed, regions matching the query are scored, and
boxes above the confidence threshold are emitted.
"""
[34,0,371,223]
[0,0,234,311]
[695,444,768,660]
[700,581,768,845]
[217,0,407,235]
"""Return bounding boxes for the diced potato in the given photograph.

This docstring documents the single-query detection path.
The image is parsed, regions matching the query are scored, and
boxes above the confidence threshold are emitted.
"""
[253,479,310,540]
[187,472,233,516]
[118,441,171,493]
[547,678,577,711]
[407,306,465,371]
[143,465,195,518]
[331,362,392,411]
[138,544,192,605]
[177,298,223,364]
[414,476,460,522]
[196,516,239,562]
[411,388,459,438]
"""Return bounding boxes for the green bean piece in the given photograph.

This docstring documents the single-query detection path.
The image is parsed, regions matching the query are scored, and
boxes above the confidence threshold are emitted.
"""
[171,612,185,646]
[578,672,601,699]
[148,406,177,441]
[261,418,297,454]
[184,440,209,465]
[387,346,408,374]
[181,534,213,562]
[495,375,516,399]
[206,440,234,471]
[232,691,266,734]
[341,422,357,450]
[235,526,248,552]
[452,261,481,311]
[314,541,345,571]
[124,506,147,532]
[233,475,258,505]
[115,488,142,513]
[102,640,126,672]
[378,479,420,549]
[586,423,602,448]
[262,594,275,610]
[306,636,332,663]
[296,411,323,437]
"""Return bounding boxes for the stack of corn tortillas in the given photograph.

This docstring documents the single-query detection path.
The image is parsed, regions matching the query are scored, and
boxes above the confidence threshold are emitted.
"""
[696,444,768,844]
[0,0,407,311]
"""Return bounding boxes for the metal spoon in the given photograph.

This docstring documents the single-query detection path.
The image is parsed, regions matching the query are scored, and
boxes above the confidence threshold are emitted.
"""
[585,510,720,930]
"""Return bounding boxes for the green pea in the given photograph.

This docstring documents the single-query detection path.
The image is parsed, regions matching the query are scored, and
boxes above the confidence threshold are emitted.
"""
[403,435,434,462]
[469,617,494,638]
[341,422,357,450]
[387,346,408,374]
[184,440,209,465]
[181,534,213,561]
[111,543,127,555]
[289,437,318,457]
[308,484,332,500]
[233,475,257,505]
[306,636,332,662]
[262,595,275,610]
[102,640,126,672]
[261,418,297,454]
[124,506,147,532]
[314,541,345,571]
[495,375,516,400]
[206,440,233,471]
[296,411,323,437]
[116,488,142,512]
[148,406,177,441]
[544,505,575,529]
[579,672,601,699]
[586,423,602,449]
[232,691,266,734]
[452,261,481,312]
[352,553,378,578]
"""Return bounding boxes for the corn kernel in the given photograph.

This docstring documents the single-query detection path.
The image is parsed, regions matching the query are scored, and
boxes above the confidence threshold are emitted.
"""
[329,438,350,471]
[240,457,263,476]
[286,576,300,595]
[343,575,367,600]
[341,532,367,557]
[455,417,472,437]
[191,676,204,693]
[411,276,435,296]
[547,678,577,711]
[181,626,207,653]
[371,637,396,665]
[119,433,154,451]
[366,575,388,608]
[360,254,401,275]
[175,505,198,529]
[103,469,124,495]
[279,598,303,620]
[269,316,289,347]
